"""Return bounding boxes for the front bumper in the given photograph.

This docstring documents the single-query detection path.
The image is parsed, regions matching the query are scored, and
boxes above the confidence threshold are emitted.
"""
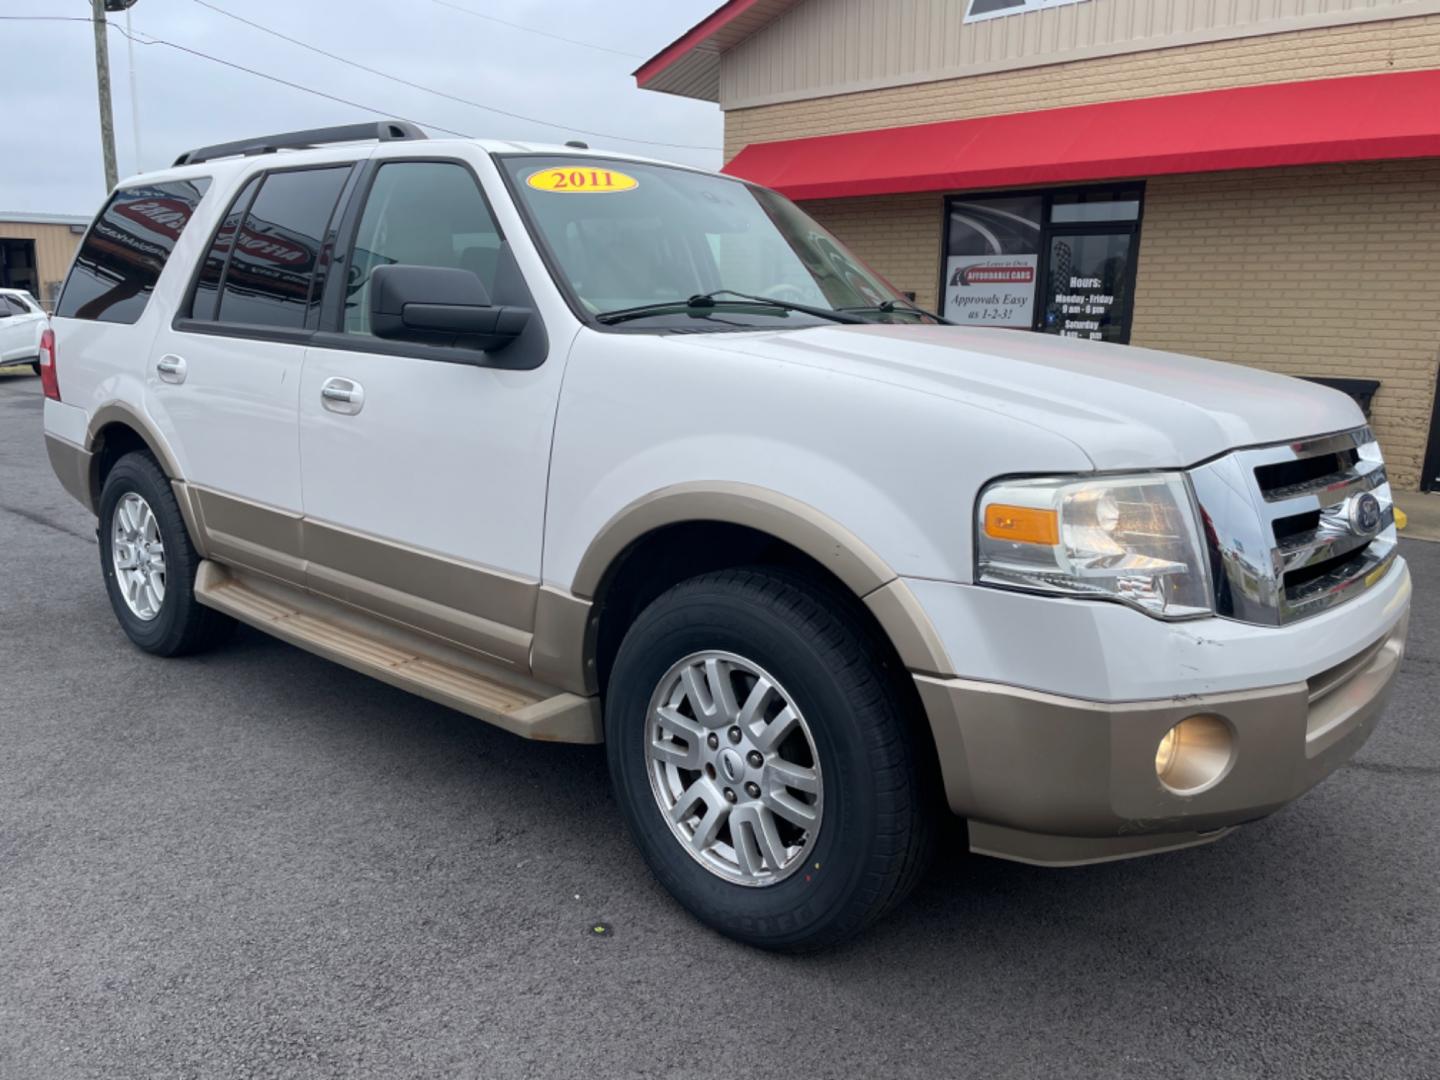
[913,604,1409,868]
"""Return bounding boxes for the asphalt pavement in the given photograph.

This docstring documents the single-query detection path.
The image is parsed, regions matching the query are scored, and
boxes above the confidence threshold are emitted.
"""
[1,370,1437,1080]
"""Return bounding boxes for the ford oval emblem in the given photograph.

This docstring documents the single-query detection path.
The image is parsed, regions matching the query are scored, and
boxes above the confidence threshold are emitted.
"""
[1347,492,1383,536]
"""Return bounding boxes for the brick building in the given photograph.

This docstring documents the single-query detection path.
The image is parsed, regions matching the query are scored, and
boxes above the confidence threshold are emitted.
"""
[0,212,89,312]
[637,0,1440,492]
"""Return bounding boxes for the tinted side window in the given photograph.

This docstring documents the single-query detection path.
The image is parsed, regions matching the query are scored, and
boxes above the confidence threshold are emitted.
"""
[345,162,502,335]
[190,174,260,321]
[56,179,210,324]
[216,167,349,330]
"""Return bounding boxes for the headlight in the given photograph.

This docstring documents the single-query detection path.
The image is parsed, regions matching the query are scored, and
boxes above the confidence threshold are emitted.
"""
[976,473,1213,619]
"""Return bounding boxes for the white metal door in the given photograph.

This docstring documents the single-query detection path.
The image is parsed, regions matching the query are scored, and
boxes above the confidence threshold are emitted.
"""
[297,159,559,579]
[297,158,562,627]
[298,351,557,578]
[145,165,355,514]
[148,330,307,511]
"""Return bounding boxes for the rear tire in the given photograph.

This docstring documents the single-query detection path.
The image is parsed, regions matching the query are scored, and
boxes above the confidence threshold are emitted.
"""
[605,568,935,952]
[98,451,235,657]
[30,360,41,376]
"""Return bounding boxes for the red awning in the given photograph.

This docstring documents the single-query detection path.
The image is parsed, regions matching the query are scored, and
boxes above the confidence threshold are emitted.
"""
[723,71,1440,200]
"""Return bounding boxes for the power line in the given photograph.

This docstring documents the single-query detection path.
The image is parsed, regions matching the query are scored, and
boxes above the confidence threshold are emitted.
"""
[185,0,718,151]
[110,22,475,138]
[5,10,720,155]
[426,0,643,60]
[0,15,94,23]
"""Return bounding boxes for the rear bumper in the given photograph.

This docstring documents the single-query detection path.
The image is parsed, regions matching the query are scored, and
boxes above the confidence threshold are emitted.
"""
[914,609,1408,867]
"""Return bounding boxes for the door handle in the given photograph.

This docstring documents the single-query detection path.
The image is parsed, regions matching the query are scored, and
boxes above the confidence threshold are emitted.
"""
[156,354,187,384]
[320,376,365,415]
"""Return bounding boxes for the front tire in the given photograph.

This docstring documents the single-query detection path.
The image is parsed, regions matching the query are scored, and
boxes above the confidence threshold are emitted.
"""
[98,452,234,657]
[606,568,934,952]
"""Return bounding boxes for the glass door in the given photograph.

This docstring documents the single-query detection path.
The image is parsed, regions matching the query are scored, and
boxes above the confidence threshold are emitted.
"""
[1038,229,1137,343]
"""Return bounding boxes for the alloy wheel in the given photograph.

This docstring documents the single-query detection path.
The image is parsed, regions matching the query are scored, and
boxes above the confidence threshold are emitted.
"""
[645,651,823,887]
[111,492,167,621]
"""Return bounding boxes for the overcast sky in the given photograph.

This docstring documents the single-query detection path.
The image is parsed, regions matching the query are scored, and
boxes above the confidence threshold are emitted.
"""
[0,0,723,216]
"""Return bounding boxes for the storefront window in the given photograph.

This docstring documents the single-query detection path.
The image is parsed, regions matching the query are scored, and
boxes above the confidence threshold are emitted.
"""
[942,197,1043,329]
[941,184,1144,343]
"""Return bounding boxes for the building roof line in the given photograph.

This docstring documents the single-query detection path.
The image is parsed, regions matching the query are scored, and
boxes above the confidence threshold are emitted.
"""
[0,211,92,227]
[634,0,797,100]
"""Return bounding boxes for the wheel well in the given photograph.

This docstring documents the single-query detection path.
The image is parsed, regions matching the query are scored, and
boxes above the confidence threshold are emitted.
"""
[591,521,928,726]
[90,422,158,503]
[590,521,943,802]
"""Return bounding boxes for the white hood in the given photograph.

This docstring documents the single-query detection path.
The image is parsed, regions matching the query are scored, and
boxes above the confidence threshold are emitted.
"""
[688,324,1367,470]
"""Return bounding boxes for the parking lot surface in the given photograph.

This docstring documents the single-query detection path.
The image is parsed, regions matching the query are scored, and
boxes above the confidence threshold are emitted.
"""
[2,371,1437,1079]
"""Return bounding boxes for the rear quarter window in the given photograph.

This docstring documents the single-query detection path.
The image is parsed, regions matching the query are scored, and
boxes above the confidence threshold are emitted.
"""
[56,178,211,324]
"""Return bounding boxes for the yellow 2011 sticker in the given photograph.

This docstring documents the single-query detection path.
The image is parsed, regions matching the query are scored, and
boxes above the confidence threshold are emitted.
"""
[527,167,639,194]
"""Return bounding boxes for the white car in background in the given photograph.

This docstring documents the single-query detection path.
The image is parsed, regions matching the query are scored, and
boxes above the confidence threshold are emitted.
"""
[0,288,48,374]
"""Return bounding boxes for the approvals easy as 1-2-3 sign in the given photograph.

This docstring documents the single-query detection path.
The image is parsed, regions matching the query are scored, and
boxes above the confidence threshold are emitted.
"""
[942,254,1038,328]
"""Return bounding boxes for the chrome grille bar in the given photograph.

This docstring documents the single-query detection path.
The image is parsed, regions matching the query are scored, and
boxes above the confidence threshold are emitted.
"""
[1285,545,1397,622]
[1189,426,1397,626]
[1257,458,1386,509]
[1276,505,1395,573]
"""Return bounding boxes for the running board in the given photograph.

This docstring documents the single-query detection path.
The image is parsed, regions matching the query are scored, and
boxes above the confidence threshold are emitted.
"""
[195,561,601,744]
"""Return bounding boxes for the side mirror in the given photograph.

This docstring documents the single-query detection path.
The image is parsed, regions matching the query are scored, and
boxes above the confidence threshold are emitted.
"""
[369,264,531,352]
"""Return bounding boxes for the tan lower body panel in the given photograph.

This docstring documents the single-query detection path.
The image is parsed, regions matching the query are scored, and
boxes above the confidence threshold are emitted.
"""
[917,614,1408,868]
[183,485,563,675]
[191,486,306,586]
[44,433,95,514]
[195,561,601,744]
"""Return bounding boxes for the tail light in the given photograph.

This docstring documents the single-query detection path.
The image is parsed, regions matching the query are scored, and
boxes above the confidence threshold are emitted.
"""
[38,327,59,401]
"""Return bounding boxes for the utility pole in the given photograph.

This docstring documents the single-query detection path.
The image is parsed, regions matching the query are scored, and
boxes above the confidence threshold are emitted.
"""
[91,0,118,192]
[126,6,142,173]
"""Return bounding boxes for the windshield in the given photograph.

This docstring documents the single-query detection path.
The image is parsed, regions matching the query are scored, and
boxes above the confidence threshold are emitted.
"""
[500,155,935,330]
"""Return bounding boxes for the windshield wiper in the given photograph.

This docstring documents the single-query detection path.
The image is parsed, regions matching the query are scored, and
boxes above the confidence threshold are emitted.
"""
[838,299,951,324]
[596,290,867,327]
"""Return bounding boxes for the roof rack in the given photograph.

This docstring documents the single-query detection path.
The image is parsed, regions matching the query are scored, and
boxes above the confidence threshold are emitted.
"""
[172,120,427,167]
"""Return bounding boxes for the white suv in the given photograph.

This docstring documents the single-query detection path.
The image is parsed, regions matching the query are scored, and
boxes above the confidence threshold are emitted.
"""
[42,122,1410,950]
[0,287,48,373]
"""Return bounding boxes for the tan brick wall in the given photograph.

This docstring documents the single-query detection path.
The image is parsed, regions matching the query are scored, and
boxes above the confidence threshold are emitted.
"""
[799,164,1440,490]
[804,193,946,313]
[1133,161,1440,491]
[725,14,1440,159]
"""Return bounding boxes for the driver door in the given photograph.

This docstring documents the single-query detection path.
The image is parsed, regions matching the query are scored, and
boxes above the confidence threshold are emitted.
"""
[298,156,561,671]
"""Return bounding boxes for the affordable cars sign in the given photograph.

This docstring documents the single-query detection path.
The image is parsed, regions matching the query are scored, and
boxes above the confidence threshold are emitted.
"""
[942,254,1038,328]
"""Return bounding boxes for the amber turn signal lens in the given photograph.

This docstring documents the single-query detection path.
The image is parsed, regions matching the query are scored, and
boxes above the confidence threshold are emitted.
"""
[984,504,1059,546]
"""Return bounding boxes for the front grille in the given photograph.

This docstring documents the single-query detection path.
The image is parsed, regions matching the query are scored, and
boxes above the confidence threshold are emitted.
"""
[1189,427,1397,625]
[1253,447,1359,498]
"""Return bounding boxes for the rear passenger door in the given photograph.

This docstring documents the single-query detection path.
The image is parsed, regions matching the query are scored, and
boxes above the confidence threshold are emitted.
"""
[297,156,559,670]
[154,163,356,585]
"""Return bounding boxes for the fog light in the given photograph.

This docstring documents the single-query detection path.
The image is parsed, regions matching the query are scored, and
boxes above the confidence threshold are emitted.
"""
[1155,715,1234,795]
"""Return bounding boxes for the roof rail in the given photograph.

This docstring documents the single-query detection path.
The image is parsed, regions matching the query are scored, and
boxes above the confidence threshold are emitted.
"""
[172,120,427,167]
